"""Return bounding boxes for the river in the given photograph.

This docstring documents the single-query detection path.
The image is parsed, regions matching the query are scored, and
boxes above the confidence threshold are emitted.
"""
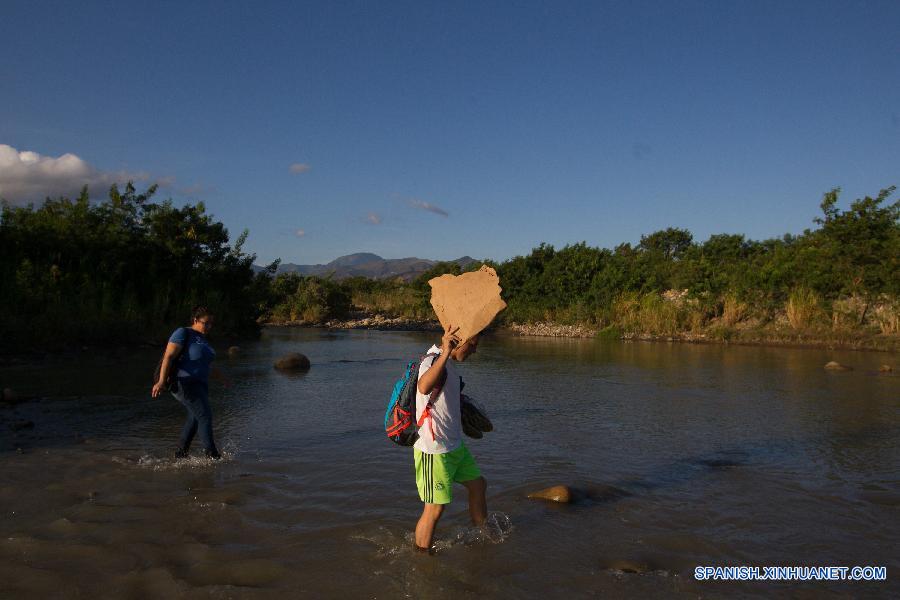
[1,328,897,598]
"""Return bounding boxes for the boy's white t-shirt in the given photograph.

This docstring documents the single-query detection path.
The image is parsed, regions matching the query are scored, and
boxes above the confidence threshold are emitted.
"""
[414,345,463,455]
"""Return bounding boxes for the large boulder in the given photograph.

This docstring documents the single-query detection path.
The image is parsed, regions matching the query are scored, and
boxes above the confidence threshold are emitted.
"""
[527,485,572,503]
[9,419,34,431]
[274,353,310,372]
[824,361,852,371]
[0,388,29,404]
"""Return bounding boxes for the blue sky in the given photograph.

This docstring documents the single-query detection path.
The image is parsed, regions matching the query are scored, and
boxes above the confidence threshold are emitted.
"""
[2,0,898,265]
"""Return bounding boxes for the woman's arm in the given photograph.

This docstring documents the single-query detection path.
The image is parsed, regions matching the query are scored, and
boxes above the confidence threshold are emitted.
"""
[151,342,182,397]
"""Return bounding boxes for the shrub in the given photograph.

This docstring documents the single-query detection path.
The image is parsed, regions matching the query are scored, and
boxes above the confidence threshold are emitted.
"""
[596,325,623,340]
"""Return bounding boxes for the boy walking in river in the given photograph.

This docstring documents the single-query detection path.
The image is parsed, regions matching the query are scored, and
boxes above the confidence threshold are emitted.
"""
[413,324,487,551]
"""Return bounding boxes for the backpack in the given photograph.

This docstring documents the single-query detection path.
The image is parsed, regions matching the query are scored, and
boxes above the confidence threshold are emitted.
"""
[384,353,442,446]
[153,328,193,390]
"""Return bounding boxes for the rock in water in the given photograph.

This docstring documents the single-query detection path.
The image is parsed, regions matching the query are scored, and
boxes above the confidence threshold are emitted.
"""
[527,485,572,503]
[274,353,310,372]
[228,346,241,357]
[601,559,650,574]
[824,361,852,371]
[879,364,893,373]
[10,419,34,431]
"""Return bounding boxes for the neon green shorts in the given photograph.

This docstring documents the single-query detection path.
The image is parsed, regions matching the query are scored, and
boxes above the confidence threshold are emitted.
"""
[414,444,482,505]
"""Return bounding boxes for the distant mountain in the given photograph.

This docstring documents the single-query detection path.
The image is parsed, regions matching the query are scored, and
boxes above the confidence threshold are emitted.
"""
[253,254,477,281]
[327,253,384,269]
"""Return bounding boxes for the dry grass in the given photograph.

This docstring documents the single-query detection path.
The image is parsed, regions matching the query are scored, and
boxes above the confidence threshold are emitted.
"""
[786,287,825,330]
[612,292,641,333]
[351,288,428,318]
[612,291,697,336]
[722,292,749,326]
[871,297,900,335]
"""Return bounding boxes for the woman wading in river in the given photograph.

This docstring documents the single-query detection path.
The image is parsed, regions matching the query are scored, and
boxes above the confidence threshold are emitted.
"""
[152,306,228,459]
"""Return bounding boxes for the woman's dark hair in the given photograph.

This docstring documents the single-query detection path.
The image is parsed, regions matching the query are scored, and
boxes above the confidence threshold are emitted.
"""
[191,305,213,323]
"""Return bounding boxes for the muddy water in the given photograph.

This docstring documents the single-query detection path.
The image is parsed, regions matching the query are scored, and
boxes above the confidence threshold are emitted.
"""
[1,329,897,598]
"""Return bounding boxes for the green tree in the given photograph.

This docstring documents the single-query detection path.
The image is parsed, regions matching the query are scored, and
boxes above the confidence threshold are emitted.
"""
[0,182,264,350]
[813,186,899,303]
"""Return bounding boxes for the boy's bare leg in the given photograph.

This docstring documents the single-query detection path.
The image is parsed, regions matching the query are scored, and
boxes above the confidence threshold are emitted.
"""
[415,503,445,549]
[461,476,487,526]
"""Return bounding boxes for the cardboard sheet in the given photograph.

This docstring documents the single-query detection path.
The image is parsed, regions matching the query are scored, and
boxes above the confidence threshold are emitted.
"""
[429,265,507,343]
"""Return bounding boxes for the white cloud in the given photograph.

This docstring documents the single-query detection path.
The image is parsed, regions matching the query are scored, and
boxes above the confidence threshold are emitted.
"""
[408,198,449,217]
[0,144,151,205]
[295,229,306,237]
[366,212,382,225]
[289,162,311,174]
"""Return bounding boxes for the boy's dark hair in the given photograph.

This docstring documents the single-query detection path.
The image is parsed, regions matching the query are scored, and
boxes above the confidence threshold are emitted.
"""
[191,305,213,323]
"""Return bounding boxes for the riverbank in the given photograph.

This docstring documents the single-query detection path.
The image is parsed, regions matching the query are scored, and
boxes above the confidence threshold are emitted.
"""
[2,314,896,369]
[264,314,900,353]
[266,314,441,332]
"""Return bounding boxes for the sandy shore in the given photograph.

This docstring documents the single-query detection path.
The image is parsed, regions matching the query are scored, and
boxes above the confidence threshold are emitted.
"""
[264,315,899,352]
[267,314,442,332]
[265,316,596,337]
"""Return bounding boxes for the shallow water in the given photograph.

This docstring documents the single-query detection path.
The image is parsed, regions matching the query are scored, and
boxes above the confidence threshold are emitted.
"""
[1,329,897,598]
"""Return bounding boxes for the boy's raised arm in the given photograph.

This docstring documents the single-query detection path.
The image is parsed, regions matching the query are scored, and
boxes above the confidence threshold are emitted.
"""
[417,325,459,395]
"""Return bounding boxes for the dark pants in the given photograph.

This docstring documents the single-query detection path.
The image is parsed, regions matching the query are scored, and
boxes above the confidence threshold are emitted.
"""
[172,379,218,455]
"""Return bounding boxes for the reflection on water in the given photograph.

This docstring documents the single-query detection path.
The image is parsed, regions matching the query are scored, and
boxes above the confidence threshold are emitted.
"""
[1,329,898,597]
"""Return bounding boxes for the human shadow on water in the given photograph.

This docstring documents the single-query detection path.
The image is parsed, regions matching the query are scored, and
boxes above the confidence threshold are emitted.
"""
[507,447,754,508]
[0,392,202,455]
[549,421,900,505]
[490,449,769,577]
[1,395,132,453]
